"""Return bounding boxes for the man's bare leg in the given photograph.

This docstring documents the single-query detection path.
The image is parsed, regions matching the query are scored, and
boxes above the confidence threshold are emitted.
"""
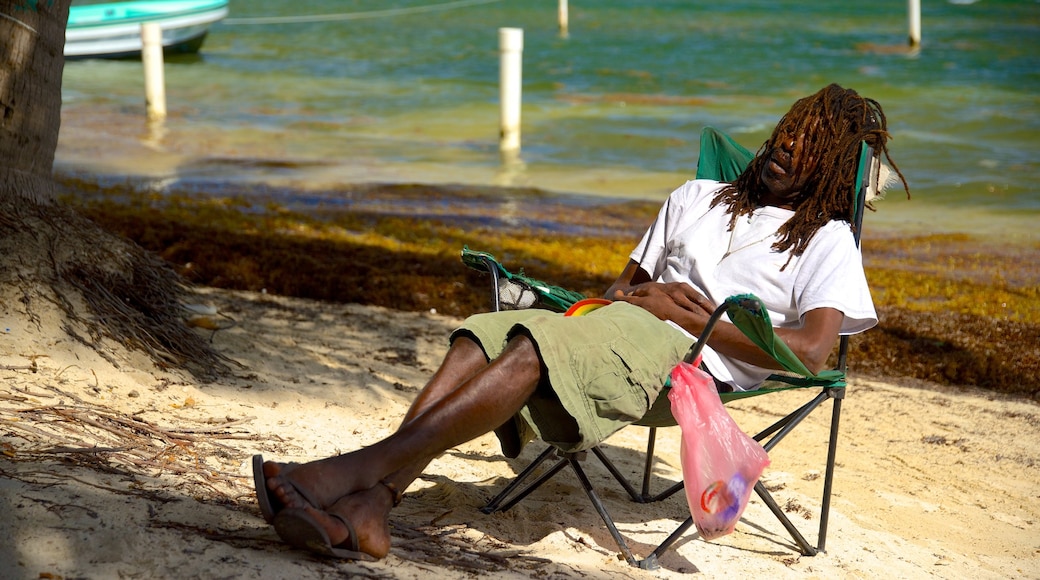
[284,335,512,558]
[266,334,543,550]
[263,335,493,506]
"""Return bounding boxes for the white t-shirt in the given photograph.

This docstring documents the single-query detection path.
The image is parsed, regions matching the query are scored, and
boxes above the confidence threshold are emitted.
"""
[629,179,877,390]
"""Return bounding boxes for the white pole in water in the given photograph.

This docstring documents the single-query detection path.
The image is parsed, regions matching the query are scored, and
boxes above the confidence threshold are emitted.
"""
[558,0,569,36]
[499,27,523,155]
[141,22,167,121]
[908,0,921,47]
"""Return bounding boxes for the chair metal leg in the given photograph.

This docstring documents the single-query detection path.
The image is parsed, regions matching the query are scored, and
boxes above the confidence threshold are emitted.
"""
[818,393,843,552]
[481,446,647,567]
[483,444,684,568]
[755,387,843,554]
[481,446,563,514]
[565,455,640,567]
[646,480,819,561]
[642,515,694,570]
[589,427,684,504]
[590,446,645,503]
[641,427,657,498]
[637,428,685,503]
[638,425,684,503]
[644,479,684,504]
[750,389,835,554]
[753,480,818,556]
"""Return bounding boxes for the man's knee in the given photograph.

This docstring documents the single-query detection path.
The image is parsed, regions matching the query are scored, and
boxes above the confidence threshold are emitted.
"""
[501,333,547,381]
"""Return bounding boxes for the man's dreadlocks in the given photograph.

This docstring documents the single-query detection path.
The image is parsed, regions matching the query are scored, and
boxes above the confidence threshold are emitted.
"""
[711,84,908,266]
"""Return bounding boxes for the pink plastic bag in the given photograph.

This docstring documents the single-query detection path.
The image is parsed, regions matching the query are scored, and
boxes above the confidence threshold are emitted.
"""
[667,358,770,541]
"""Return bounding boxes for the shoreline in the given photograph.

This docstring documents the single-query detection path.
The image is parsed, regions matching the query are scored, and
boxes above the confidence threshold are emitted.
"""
[55,104,1040,242]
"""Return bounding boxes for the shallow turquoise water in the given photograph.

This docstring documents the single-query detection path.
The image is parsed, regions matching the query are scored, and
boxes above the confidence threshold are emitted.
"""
[59,0,1040,233]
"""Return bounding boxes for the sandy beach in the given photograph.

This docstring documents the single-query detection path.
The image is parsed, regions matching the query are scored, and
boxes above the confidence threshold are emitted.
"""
[2,283,1038,579]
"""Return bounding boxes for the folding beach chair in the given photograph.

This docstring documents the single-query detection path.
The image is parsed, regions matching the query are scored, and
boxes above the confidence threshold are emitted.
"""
[463,127,874,569]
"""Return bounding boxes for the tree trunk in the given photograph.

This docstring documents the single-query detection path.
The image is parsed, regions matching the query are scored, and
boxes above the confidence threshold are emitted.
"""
[0,0,228,377]
[0,0,69,204]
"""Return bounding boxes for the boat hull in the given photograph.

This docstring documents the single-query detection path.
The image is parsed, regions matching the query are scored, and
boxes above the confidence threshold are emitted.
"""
[66,0,228,59]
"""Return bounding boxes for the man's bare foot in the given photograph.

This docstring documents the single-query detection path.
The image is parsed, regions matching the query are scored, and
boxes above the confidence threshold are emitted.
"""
[264,457,374,514]
[263,460,322,512]
[254,456,302,522]
[295,485,395,559]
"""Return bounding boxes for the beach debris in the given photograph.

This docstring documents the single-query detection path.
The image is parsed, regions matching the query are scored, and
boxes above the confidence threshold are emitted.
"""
[182,303,236,335]
[0,381,259,501]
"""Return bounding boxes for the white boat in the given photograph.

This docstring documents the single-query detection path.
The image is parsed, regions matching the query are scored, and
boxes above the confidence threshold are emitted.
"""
[66,0,229,59]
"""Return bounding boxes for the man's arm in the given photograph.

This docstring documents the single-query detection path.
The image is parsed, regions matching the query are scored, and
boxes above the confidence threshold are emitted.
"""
[606,260,843,374]
[603,259,652,298]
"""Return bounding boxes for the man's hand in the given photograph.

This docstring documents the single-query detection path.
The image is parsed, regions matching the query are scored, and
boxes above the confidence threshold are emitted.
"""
[604,260,717,337]
[612,282,716,322]
[604,259,844,374]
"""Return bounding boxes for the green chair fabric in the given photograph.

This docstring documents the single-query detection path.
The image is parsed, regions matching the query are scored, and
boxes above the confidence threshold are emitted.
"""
[695,126,756,182]
[460,247,586,313]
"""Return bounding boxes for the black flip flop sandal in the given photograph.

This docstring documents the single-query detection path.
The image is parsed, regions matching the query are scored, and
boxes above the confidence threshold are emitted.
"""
[252,454,310,523]
[273,507,377,561]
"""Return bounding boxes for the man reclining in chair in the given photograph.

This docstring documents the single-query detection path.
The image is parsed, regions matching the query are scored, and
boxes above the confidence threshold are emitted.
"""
[253,83,907,560]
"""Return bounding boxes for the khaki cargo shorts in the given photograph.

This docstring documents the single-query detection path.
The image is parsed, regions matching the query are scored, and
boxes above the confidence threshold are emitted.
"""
[451,301,693,453]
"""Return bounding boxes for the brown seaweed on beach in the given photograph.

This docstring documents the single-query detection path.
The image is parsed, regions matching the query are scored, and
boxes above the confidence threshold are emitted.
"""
[59,176,1040,398]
